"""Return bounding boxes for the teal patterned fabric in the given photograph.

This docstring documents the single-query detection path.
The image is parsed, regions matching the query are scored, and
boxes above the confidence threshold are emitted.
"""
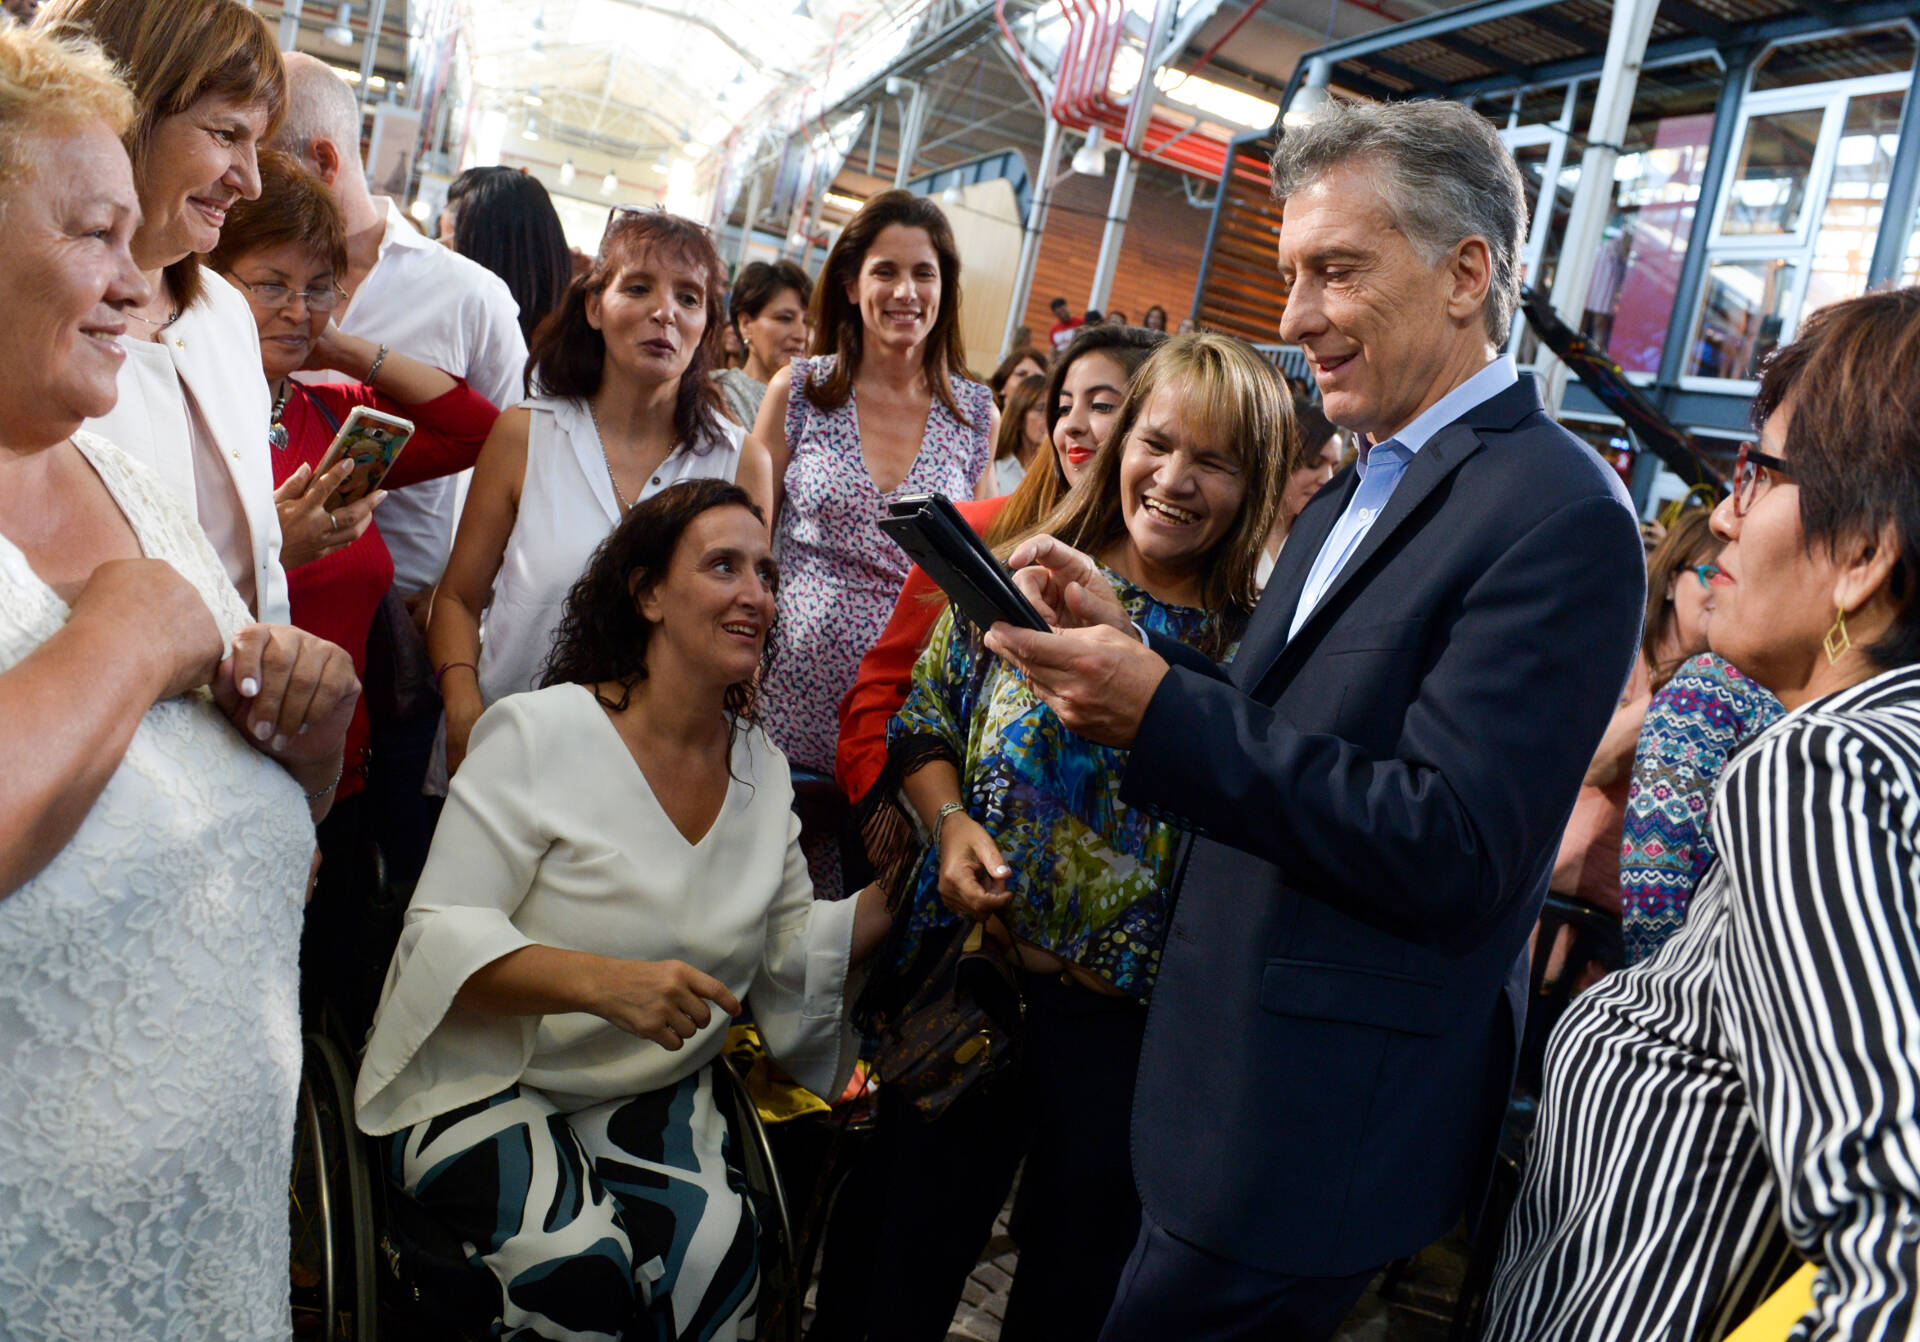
[1619,653,1783,963]
[880,568,1230,1001]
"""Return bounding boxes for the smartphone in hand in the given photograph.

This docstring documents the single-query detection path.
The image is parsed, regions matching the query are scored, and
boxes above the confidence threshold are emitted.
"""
[315,406,415,510]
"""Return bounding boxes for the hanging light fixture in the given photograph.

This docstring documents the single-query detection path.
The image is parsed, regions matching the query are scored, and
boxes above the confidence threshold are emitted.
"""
[559,158,576,186]
[1282,58,1334,129]
[1071,127,1107,176]
[324,1,353,47]
[601,169,619,196]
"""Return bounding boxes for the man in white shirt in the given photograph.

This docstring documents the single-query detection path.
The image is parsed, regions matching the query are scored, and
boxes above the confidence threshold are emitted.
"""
[272,53,527,599]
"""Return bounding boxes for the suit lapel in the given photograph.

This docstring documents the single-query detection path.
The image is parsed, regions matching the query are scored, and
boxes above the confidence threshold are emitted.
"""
[1236,376,1545,694]
[1231,470,1354,688]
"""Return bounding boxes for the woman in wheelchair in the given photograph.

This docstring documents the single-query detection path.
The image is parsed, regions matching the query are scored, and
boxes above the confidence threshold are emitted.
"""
[354,478,893,1341]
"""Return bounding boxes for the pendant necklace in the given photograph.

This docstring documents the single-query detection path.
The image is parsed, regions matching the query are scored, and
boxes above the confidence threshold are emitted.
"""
[268,381,293,452]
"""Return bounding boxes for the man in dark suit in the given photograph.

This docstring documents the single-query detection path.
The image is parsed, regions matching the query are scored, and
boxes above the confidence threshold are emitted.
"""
[980,100,1647,1339]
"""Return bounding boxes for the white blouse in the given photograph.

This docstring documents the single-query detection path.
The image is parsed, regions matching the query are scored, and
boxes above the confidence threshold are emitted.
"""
[357,683,858,1135]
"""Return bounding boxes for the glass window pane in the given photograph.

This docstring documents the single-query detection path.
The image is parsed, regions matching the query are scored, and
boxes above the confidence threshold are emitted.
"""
[1804,89,1906,317]
[1580,113,1715,374]
[1686,259,1797,380]
[1721,108,1825,237]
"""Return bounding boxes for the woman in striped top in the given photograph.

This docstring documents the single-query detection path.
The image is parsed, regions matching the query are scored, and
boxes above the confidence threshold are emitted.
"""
[1484,287,1920,1341]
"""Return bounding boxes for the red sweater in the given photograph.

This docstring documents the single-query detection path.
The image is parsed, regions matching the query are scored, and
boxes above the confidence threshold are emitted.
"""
[834,496,1009,804]
[275,378,499,798]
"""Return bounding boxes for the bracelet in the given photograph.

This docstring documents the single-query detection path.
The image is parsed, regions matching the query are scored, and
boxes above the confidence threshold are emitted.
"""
[303,757,345,802]
[435,660,477,687]
[366,343,390,384]
[934,800,967,830]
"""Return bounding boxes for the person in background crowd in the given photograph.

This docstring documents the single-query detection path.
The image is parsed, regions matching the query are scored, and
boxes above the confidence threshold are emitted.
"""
[1546,510,1720,925]
[1107,309,1129,326]
[1176,316,1198,334]
[450,165,573,344]
[1257,400,1343,587]
[988,100,1645,1339]
[1142,304,1169,332]
[845,334,1291,1342]
[207,150,501,1035]
[38,0,290,625]
[357,481,894,1342]
[0,25,358,1335]
[1084,308,1106,326]
[1484,285,1920,1342]
[988,344,1048,409]
[716,258,812,429]
[1047,295,1083,353]
[430,209,771,783]
[1617,508,1783,961]
[991,372,1047,496]
[434,161,501,245]
[751,190,996,884]
[832,323,1168,818]
[273,53,529,876]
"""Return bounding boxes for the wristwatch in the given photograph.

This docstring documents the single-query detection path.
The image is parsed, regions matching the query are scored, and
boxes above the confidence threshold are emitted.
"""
[935,800,967,830]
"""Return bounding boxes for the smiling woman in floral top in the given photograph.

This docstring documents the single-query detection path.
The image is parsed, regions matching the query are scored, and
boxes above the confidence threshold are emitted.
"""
[851,333,1294,1342]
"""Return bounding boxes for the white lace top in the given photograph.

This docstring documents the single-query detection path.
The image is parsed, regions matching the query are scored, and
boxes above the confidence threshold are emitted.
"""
[0,431,314,1342]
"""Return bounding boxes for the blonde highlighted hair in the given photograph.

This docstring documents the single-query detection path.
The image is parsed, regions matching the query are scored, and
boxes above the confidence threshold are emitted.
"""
[1021,331,1297,656]
[0,20,134,191]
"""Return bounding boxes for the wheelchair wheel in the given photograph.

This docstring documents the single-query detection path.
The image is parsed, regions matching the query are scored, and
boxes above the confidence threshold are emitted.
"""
[717,1058,802,1342]
[291,1031,378,1341]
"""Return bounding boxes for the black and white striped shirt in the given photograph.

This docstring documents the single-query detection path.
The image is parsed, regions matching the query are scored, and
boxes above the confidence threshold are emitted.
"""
[1483,664,1920,1342]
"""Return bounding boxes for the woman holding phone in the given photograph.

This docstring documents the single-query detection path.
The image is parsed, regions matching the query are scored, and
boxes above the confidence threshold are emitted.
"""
[209,152,499,1030]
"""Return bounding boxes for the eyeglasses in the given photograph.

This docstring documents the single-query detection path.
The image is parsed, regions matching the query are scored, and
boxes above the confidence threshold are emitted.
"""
[1688,562,1721,588]
[234,278,344,313]
[1731,441,1794,518]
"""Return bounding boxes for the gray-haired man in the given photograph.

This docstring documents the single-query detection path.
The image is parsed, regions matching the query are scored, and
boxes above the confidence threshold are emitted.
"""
[985,99,1647,1338]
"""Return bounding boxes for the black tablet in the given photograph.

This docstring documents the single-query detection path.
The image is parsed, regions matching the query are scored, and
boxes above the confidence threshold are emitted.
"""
[878,492,1049,634]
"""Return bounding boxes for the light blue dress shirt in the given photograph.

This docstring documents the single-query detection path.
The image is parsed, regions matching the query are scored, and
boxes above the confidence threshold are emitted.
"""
[1286,356,1521,642]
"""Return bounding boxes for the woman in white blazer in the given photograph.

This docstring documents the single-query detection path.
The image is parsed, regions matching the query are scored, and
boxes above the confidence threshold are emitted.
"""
[358,479,891,1341]
[42,0,331,627]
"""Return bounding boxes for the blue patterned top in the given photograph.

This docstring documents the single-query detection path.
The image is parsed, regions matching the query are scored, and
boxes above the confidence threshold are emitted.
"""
[881,569,1227,1001]
[1619,653,1783,963]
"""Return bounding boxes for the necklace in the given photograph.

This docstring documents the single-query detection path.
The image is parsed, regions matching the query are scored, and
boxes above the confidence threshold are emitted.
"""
[127,308,181,333]
[586,398,630,512]
[268,382,293,452]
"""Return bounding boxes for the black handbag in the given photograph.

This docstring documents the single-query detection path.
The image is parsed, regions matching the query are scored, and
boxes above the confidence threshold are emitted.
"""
[870,920,1026,1120]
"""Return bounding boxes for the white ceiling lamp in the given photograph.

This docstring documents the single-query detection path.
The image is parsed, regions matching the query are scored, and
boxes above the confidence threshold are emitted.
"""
[521,114,540,142]
[1281,58,1333,130]
[940,184,964,205]
[523,89,544,107]
[1071,127,1108,176]
[324,1,353,47]
[559,158,576,186]
[601,169,619,196]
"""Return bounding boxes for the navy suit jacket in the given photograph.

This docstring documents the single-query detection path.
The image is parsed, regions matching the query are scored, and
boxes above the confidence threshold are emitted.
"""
[1123,375,1645,1276]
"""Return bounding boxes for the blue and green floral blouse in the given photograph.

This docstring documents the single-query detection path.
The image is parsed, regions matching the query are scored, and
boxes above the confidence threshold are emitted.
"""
[881,569,1230,1001]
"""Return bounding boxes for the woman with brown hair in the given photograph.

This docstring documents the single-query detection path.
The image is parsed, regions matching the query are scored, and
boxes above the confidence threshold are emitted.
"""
[1485,285,1920,1342]
[35,0,295,623]
[750,190,996,809]
[991,371,1048,495]
[429,209,772,781]
[841,332,1293,1342]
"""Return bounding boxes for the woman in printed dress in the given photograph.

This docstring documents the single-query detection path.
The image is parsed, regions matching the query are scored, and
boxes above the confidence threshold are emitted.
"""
[751,191,998,806]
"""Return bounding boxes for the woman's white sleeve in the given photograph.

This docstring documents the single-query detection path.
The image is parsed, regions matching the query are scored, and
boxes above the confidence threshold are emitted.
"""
[749,810,861,1102]
[355,697,550,1134]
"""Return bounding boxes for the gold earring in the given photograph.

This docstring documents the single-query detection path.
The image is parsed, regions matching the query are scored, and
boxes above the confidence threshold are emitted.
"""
[1824,604,1852,664]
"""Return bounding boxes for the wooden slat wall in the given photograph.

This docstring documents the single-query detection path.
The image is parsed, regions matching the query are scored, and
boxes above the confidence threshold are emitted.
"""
[1016,167,1215,347]
[1196,141,1289,345]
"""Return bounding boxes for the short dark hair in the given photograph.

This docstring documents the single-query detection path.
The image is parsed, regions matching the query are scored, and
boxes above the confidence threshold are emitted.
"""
[527,208,729,450]
[804,188,975,429]
[729,259,812,337]
[1050,297,1069,310]
[451,167,573,342]
[1754,286,1920,669]
[542,478,770,729]
[208,149,347,283]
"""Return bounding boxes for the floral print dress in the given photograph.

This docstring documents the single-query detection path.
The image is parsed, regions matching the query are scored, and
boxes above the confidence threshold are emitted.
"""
[879,570,1231,1001]
[761,355,994,776]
